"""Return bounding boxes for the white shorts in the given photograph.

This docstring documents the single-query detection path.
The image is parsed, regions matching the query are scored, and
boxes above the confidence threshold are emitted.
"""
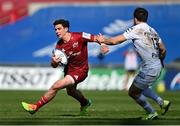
[133,71,159,89]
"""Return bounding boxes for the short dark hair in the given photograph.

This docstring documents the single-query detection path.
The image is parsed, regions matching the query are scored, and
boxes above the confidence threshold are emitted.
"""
[53,19,70,28]
[134,7,148,22]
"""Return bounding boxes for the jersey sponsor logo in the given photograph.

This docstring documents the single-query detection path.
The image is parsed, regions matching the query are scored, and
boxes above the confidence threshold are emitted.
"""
[82,32,91,39]
[144,31,159,38]
[73,42,78,48]
[62,48,65,52]
[71,51,81,56]
[69,51,73,55]
[74,75,79,80]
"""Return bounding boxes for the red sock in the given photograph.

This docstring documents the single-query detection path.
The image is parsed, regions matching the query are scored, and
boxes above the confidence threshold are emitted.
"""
[36,96,48,110]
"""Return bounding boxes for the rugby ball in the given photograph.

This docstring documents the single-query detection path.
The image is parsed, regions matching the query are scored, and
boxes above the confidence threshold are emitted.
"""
[53,49,68,65]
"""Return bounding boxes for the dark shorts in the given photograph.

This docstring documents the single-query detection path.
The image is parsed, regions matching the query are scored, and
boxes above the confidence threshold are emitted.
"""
[67,70,88,84]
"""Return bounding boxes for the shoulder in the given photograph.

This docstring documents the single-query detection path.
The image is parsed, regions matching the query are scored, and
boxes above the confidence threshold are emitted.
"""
[70,32,83,40]
[125,24,141,33]
[71,32,82,37]
[73,32,92,39]
[149,26,158,34]
[126,23,150,34]
[134,23,149,30]
[124,25,136,35]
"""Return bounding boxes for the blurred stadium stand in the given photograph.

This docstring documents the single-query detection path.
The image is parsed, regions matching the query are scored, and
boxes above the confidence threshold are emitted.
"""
[27,0,180,2]
[0,0,28,26]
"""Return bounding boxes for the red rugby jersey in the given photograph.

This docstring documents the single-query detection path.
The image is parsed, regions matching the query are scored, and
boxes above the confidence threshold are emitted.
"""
[55,32,95,75]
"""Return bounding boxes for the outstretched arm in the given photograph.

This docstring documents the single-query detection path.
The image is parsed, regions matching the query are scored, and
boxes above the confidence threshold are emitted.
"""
[97,34,127,45]
[94,35,109,54]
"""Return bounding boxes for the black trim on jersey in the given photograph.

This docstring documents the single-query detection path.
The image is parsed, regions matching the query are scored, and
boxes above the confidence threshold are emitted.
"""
[126,27,133,33]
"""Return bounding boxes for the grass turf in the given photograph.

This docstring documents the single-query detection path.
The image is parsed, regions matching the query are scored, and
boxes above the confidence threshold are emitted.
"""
[0,90,179,125]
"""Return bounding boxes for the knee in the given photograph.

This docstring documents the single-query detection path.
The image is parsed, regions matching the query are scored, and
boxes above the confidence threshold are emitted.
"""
[129,92,142,100]
[128,88,140,99]
[50,82,62,93]
[128,90,140,99]
[66,89,74,96]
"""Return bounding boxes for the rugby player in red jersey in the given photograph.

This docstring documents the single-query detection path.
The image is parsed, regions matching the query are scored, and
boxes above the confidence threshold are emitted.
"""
[21,19,109,115]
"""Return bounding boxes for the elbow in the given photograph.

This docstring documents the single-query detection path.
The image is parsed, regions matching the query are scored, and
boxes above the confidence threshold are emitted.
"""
[162,48,167,56]
[164,49,167,54]
[51,62,58,68]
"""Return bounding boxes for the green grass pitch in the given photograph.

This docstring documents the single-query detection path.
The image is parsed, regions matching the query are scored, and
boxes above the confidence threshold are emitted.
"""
[0,90,179,125]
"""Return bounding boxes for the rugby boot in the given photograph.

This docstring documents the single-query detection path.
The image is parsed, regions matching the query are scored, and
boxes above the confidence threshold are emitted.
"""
[22,102,37,115]
[161,100,171,115]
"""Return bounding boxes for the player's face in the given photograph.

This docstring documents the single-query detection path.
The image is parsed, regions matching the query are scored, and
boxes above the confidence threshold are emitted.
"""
[54,24,68,39]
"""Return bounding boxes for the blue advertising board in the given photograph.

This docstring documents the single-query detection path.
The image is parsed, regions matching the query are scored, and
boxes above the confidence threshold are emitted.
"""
[0,3,180,65]
[164,69,180,91]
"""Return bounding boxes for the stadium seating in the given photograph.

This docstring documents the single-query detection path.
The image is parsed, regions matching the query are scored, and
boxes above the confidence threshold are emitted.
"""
[0,0,28,26]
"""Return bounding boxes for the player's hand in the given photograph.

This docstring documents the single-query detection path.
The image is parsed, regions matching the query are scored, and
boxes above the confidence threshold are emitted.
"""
[52,55,62,63]
[100,43,109,54]
[97,34,106,44]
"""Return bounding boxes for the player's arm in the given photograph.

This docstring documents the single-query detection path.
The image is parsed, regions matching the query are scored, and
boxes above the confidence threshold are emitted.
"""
[97,34,127,45]
[81,32,109,54]
[158,42,166,61]
[93,35,109,54]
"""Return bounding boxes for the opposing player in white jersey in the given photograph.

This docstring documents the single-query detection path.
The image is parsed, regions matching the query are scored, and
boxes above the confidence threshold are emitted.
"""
[97,7,170,120]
